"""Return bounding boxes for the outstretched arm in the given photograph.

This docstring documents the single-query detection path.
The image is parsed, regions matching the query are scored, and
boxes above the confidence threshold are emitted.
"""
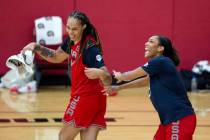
[103,75,149,95]
[114,67,148,82]
[84,66,112,86]
[117,75,149,89]
[22,42,69,63]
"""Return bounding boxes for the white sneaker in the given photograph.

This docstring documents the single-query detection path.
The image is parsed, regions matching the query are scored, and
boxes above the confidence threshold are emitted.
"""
[18,80,37,93]
[6,50,34,76]
[9,84,19,94]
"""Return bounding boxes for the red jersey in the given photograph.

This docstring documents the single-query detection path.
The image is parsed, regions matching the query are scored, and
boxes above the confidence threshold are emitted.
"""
[70,37,104,96]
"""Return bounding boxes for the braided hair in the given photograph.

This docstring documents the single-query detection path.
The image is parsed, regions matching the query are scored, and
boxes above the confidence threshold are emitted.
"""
[69,11,102,55]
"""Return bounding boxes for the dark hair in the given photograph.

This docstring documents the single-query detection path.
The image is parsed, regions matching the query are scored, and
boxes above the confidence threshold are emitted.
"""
[69,11,102,55]
[157,35,180,66]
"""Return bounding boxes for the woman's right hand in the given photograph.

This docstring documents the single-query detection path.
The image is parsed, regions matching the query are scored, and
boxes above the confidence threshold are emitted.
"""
[21,42,37,53]
[113,70,124,83]
[102,85,120,96]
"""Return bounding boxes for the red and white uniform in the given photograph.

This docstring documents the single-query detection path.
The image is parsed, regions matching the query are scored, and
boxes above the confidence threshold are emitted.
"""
[61,36,106,129]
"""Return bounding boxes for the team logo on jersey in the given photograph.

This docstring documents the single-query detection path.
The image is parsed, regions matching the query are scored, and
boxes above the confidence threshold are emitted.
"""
[144,62,148,67]
[71,51,77,66]
[96,55,102,62]
[71,51,77,61]
[71,45,80,66]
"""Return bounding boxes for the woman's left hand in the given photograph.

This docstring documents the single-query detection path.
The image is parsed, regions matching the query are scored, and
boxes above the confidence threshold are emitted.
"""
[84,67,102,79]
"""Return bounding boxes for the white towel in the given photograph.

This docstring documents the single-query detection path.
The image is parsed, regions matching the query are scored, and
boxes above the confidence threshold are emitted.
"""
[35,16,62,45]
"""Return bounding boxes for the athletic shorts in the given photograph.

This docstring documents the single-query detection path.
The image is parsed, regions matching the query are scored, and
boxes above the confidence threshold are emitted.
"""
[154,114,196,140]
[62,94,106,129]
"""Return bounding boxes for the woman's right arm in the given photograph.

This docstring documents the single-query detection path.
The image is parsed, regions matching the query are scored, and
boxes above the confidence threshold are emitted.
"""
[104,75,149,94]
[118,75,149,90]
[113,67,148,82]
[22,42,69,63]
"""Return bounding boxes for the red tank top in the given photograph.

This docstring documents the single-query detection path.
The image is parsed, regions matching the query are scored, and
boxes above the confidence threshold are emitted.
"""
[70,38,104,96]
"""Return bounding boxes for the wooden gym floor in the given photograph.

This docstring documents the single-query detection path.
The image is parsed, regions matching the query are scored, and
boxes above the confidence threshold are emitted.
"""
[0,86,210,140]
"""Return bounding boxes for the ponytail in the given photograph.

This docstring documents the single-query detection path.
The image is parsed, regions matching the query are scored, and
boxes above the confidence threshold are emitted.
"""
[158,36,180,66]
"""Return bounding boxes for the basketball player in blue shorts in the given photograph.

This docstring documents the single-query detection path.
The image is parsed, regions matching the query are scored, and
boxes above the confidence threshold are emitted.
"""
[104,35,197,140]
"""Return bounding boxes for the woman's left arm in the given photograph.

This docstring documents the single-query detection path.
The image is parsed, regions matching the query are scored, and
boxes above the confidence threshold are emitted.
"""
[84,66,112,86]
[114,67,148,82]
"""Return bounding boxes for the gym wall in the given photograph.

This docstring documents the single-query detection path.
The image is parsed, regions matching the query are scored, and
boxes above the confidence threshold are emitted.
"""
[0,0,210,75]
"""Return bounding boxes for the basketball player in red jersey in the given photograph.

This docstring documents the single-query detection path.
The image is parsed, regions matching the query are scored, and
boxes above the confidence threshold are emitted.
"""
[22,11,112,140]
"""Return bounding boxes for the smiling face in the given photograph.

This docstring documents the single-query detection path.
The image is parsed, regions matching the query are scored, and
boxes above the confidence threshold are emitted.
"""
[144,36,164,59]
[66,17,86,44]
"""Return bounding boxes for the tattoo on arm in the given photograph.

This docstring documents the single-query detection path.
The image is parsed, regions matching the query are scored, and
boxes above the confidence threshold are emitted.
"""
[34,44,41,51]
[34,44,55,58]
[40,48,55,57]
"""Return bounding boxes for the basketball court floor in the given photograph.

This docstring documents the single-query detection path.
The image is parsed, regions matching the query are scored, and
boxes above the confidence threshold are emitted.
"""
[0,86,209,140]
